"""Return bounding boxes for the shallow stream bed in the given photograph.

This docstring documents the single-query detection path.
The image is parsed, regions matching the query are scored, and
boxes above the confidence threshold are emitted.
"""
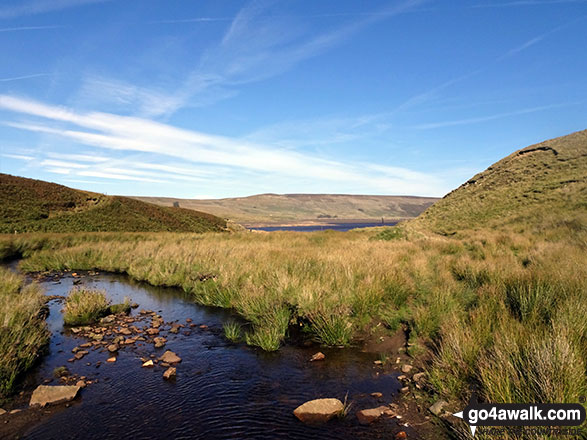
[8,271,419,439]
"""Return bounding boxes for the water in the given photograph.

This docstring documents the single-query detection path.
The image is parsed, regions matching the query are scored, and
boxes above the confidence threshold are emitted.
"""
[17,272,408,440]
[250,222,397,232]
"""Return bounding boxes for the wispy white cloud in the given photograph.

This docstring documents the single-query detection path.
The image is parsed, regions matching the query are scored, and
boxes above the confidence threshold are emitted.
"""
[0,73,49,82]
[0,94,447,196]
[2,153,34,161]
[0,0,109,19]
[411,103,577,129]
[0,25,64,32]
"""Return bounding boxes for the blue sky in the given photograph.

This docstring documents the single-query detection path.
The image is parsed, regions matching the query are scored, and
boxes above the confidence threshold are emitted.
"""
[0,0,586,198]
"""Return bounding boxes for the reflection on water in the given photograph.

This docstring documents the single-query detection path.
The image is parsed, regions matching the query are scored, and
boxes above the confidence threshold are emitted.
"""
[21,272,404,440]
[250,222,397,232]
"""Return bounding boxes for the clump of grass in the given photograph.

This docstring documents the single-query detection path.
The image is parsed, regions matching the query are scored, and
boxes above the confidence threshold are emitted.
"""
[338,391,353,418]
[63,288,110,326]
[223,320,242,342]
[245,325,283,351]
[308,311,353,346]
[0,268,49,398]
[370,227,405,241]
[109,296,131,315]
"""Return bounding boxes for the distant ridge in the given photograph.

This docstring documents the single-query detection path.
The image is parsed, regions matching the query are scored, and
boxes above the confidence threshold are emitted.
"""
[0,174,227,233]
[414,129,587,233]
[132,193,439,225]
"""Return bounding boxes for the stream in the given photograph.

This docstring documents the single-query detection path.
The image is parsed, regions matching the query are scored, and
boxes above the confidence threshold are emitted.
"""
[14,271,408,439]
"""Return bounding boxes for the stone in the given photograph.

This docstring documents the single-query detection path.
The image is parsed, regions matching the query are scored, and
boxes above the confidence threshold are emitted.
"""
[199,324,208,329]
[413,372,426,383]
[429,400,448,416]
[29,385,81,407]
[119,328,132,335]
[131,303,139,309]
[400,387,409,393]
[186,318,192,323]
[163,367,176,380]
[0,408,6,415]
[80,343,92,348]
[146,328,160,335]
[158,350,181,364]
[106,357,116,363]
[100,315,115,324]
[153,337,167,348]
[370,392,383,398]
[401,364,413,374]
[74,351,88,360]
[356,406,389,425]
[107,344,119,353]
[293,398,344,423]
[9,409,21,414]
[169,325,180,334]
[142,360,154,368]
[373,360,383,365]
[310,352,325,362]
[75,380,86,388]
[395,432,407,440]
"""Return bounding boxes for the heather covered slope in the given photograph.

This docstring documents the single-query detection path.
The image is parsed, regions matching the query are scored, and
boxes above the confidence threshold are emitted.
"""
[414,129,587,233]
[0,174,227,233]
[134,193,439,224]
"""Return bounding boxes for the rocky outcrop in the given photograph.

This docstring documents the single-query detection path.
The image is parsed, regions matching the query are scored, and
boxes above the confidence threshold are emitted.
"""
[29,385,81,407]
[293,398,343,423]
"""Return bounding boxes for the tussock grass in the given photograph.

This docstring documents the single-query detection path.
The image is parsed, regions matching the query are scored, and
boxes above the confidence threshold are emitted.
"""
[0,268,49,398]
[223,321,242,342]
[1,212,586,431]
[63,288,110,326]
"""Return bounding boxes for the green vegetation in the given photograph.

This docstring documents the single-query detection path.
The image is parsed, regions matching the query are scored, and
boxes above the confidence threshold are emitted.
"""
[0,174,227,233]
[414,129,587,233]
[223,321,242,342]
[0,268,49,399]
[0,130,585,438]
[63,288,110,326]
[133,193,438,224]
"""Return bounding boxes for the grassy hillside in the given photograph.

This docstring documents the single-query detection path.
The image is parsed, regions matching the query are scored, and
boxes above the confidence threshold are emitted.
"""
[414,129,587,233]
[133,193,439,224]
[0,174,227,233]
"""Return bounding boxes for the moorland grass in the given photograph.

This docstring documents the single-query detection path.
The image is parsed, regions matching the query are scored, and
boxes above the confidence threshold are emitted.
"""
[63,288,111,326]
[0,268,49,399]
[0,213,585,439]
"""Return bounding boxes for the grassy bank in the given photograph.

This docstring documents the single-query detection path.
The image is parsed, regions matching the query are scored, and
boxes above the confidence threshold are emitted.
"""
[0,268,49,400]
[1,220,585,427]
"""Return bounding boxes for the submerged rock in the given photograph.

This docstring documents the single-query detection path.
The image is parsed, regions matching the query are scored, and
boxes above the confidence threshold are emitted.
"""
[153,337,167,348]
[356,406,390,425]
[30,385,81,407]
[163,367,176,380]
[293,398,343,423]
[310,352,325,362]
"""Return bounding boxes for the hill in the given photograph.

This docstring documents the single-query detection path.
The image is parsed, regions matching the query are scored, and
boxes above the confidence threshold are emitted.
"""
[0,174,227,233]
[132,194,439,225]
[413,129,587,233]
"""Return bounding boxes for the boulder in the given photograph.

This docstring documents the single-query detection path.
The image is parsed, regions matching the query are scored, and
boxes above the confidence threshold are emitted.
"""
[163,367,176,380]
[310,352,325,362]
[356,406,389,425]
[159,350,181,364]
[293,398,344,423]
[29,385,81,407]
[401,364,413,374]
[429,400,448,416]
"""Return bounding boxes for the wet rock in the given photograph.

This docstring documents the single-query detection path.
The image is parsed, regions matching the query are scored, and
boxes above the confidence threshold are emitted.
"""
[130,303,139,309]
[373,360,383,365]
[182,330,191,336]
[29,385,81,407]
[169,325,180,334]
[370,392,383,398]
[429,400,448,416]
[400,387,409,393]
[53,366,69,378]
[119,328,132,336]
[113,336,124,344]
[106,357,116,363]
[159,350,181,364]
[107,344,119,353]
[0,408,6,415]
[153,337,167,348]
[310,352,325,362]
[74,350,89,360]
[395,431,407,440]
[9,409,21,414]
[199,324,208,329]
[71,347,80,353]
[75,380,86,388]
[293,398,344,423]
[163,367,176,380]
[80,343,92,348]
[186,318,192,323]
[401,364,413,374]
[90,333,104,341]
[99,314,115,324]
[146,328,160,335]
[397,375,407,381]
[356,406,389,425]
[142,360,154,368]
